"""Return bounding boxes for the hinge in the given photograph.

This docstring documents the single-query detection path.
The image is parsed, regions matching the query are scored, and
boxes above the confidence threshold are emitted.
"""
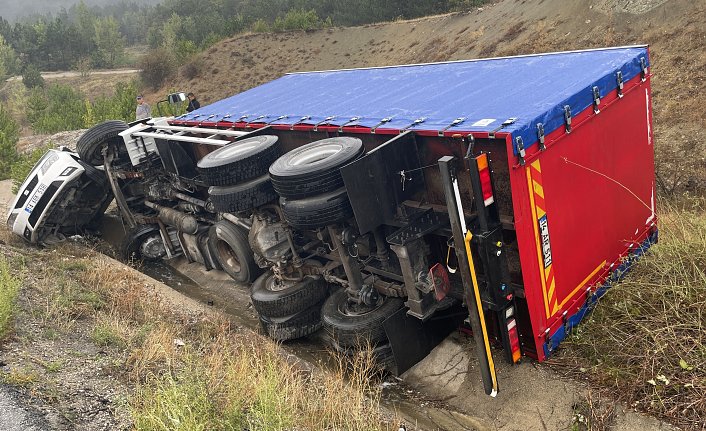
[515,136,526,166]
[592,86,601,114]
[616,71,624,98]
[536,123,546,151]
[563,105,572,134]
[640,57,647,82]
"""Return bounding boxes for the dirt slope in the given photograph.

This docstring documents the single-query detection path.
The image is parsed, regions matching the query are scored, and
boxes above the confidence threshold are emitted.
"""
[155,0,705,193]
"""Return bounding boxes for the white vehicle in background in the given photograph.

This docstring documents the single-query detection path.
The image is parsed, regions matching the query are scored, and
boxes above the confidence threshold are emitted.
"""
[7,148,113,244]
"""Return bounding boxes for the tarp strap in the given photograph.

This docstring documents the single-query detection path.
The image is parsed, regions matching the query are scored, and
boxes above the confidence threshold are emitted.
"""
[437,117,467,137]
[563,105,572,133]
[592,86,601,114]
[338,116,361,133]
[371,117,393,134]
[245,115,266,128]
[536,123,546,151]
[401,117,426,132]
[313,116,336,131]
[616,71,624,98]
[289,116,311,130]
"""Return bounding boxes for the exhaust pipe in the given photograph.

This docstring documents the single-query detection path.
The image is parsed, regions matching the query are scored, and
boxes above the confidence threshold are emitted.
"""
[144,201,199,234]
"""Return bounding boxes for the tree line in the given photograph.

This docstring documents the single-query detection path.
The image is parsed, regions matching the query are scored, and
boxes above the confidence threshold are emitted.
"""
[0,0,486,79]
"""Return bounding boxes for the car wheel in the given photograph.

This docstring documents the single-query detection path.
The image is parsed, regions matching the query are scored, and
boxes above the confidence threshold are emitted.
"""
[197,135,281,186]
[209,220,259,283]
[77,120,128,166]
[251,272,330,318]
[280,187,353,229]
[209,174,278,213]
[269,137,363,199]
[121,224,166,262]
[259,301,324,341]
[321,288,404,348]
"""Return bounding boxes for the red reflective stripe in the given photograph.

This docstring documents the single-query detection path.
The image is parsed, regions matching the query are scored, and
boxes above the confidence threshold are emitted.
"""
[507,318,521,362]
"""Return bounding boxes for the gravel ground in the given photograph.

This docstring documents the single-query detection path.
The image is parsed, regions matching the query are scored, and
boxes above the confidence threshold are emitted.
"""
[0,386,50,431]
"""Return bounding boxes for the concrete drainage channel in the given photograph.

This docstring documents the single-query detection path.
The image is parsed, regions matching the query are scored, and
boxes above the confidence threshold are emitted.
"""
[100,216,489,431]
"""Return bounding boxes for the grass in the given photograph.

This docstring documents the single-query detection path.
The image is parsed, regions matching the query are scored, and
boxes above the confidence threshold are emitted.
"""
[561,200,706,430]
[12,243,394,430]
[0,255,21,339]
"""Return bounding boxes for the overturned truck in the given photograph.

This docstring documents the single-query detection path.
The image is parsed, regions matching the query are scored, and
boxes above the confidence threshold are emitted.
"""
[8,46,657,395]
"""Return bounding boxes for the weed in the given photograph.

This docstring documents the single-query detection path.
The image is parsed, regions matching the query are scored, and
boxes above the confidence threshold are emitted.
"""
[0,256,21,339]
[2,367,38,387]
[563,203,706,429]
[92,315,129,349]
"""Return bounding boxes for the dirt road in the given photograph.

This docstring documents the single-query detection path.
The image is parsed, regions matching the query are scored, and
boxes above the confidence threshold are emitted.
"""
[5,69,140,83]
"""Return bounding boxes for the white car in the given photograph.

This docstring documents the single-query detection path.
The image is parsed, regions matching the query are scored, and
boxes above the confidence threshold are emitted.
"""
[6,148,112,244]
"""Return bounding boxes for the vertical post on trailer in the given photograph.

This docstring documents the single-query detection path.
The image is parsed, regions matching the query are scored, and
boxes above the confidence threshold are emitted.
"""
[467,152,522,365]
[438,155,498,397]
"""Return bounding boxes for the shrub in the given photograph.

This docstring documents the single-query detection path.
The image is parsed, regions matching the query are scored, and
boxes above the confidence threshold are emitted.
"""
[0,106,20,180]
[87,81,139,125]
[272,9,330,32]
[22,64,44,89]
[251,19,270,33]
[139,48,177,90]
[27,85,87,134]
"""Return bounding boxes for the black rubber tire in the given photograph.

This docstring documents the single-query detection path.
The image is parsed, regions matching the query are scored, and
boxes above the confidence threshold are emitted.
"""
[251,272,329,318]
[209,220,260,283]
[322,289,404,348]
[77,120,128,166]
[269,137,363,199]
[197,135,280,186]
[280,187,353,229]
[209,174,277,213]
[77,160,109,190]
[259,301,324,341]
[120,224,165,262]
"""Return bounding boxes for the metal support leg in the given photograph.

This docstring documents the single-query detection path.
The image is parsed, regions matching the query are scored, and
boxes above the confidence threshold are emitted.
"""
[328,226,363,294]
[438,155,498,397]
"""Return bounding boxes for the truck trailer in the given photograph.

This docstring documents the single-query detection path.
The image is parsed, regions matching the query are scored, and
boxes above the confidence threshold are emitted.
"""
[7,46,657,395]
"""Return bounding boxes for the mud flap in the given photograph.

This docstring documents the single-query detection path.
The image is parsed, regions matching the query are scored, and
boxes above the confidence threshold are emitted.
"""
[383,303,466,375]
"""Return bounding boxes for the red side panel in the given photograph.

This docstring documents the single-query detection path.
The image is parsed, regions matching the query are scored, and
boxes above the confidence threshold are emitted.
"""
[508,74,656,361]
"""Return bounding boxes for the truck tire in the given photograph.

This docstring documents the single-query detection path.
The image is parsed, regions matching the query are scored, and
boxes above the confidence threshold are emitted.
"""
[77,160,109,190]
[269,137,363,199]
[197,135,280,186]
[259,301,324,341]
[209,174,277,213]
[77,120,128,166]
[322,289,404,348]
[209,220,260,283]
[251,272,329,318]
[121,224,166,262]
[280,187,353,229]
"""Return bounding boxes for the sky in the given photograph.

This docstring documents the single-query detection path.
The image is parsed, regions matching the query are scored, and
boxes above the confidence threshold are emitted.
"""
[0,0,162,22]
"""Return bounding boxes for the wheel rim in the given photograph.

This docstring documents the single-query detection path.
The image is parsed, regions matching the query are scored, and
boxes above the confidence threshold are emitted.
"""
[209,139,262,160]
[288,143,343,166]
[217,239,241,272]
[338,295,384,317]
[265,275,298,292]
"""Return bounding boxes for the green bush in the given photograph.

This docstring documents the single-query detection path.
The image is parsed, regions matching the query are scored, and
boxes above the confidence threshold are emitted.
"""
[272,9,331,32]
[27,85,87,134]
[0,107,20,180]
[251,19,270,33]
[22,64,45,89]
[139,48,177,90]
[85,81,139,126]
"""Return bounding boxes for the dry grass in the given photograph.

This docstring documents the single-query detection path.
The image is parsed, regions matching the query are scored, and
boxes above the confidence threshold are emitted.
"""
[0,255,22,340]
[19,243,395,430]
[559,200,706,430]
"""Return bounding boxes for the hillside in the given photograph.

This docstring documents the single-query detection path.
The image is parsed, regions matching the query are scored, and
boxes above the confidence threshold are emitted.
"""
[155,0,705,194]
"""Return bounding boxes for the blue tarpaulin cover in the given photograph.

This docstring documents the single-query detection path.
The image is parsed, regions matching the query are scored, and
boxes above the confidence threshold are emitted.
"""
[177,46,649,154]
